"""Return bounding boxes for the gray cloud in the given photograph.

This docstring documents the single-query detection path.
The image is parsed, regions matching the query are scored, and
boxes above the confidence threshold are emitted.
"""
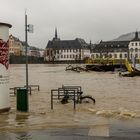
[1,0,140,48]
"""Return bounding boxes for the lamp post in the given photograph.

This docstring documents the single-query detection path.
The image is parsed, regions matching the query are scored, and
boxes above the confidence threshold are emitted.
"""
[25,11,33,92]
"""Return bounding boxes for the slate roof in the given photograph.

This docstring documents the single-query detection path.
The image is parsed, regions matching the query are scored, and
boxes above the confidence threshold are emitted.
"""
[46,38,89,50]
[91,41,130,53]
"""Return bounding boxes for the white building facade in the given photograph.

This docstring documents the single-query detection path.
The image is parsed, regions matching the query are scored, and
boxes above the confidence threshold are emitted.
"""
[45,29,90,62]
[128,31,140,60]
[91,32,140,62]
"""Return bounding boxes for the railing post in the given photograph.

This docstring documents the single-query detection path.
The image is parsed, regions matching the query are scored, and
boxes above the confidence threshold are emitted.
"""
[74,91,76,110]
[51,90,53,110]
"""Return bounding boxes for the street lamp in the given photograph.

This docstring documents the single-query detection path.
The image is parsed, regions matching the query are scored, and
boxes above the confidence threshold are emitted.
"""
[25,11,34,92]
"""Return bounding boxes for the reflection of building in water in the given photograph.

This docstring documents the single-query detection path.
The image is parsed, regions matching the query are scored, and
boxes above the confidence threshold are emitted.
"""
[91,31,140,62]
[45,28,91,62]
[15,113,29,127]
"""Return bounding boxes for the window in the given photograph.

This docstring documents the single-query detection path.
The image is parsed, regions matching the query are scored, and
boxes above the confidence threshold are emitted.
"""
[131,43,134,46]
[109,54,112,58]
[124,54,127,58]
[114,54,117,58]
[135,54,138,58]
[135,48,138,52]
[130,48,133,52]
[100,54,103,58]
[120,54,122,58]
[91,54,94,58]
[96,54,99,58]
[130,53,132,58]
[73,54,75,58]
[135,43,137,46]
[104,54,108,58]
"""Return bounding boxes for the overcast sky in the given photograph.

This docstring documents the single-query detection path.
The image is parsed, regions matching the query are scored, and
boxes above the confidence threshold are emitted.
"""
[1,0,140,49]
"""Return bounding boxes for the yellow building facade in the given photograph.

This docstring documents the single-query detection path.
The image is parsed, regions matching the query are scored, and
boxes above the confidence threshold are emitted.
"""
[9,35,22,56]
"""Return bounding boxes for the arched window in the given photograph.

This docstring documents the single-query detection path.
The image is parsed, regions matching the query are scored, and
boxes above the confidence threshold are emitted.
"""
[130,48,133,52]
[135,48,138,52]
[135,54,138,58]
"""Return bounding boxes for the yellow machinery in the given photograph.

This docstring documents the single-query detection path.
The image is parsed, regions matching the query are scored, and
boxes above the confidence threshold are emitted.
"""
[124,59,133,72]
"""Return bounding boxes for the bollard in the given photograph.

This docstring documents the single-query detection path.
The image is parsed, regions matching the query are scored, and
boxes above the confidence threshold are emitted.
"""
[0,22,12,112]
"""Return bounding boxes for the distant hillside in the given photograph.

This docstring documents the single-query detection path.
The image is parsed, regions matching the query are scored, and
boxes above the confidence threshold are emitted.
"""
[112,31,140,41]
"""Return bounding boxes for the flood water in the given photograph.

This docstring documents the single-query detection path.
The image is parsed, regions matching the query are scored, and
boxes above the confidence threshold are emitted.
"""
[0,64,140,138]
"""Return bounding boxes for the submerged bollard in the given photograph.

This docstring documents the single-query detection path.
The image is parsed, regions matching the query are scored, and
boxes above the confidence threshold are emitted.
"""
[0,22,12,112]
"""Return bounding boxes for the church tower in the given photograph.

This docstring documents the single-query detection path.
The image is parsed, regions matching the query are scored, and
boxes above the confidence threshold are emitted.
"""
[55,27,57,39]
[53,27,60,41]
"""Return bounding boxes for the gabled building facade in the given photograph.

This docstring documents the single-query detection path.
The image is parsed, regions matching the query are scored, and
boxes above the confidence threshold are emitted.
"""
[9,35,22,56]
[45,29,90,62]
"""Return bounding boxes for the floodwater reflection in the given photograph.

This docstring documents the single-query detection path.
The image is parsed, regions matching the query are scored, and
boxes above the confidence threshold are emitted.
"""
[15,113,29,126]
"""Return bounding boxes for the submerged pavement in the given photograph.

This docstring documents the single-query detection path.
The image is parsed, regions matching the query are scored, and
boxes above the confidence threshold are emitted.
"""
[1,119,140,140]
[0,127,140,140]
